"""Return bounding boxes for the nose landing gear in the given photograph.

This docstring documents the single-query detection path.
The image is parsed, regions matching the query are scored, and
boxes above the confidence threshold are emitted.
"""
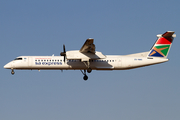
[11,69,15,75]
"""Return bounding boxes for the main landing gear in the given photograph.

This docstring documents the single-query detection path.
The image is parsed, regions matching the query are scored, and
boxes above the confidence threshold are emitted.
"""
[81,68,92,81]
[81,61,92,80]
[87,68,92,73]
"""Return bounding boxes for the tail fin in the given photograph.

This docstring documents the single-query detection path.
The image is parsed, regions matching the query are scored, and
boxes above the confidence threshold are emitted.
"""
[148,31,176,58]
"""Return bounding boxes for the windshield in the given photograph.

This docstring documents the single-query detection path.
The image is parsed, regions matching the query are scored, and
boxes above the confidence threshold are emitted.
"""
[14,58,22,60]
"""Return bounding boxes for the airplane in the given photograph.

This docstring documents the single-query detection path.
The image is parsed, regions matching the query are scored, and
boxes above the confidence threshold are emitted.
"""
[4,31,176,80]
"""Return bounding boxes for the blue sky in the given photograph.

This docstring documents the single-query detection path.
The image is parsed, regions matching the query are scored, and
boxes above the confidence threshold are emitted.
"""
[1,0,180,120]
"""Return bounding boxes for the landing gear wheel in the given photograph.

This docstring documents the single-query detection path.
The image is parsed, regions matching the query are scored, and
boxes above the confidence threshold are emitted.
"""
[87,68,92,73]
[83,75,88,81]
[11,70,15,75]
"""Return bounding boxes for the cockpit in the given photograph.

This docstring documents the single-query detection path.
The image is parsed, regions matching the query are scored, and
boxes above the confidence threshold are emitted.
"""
[4,56,27,70]
[14,57,22,60]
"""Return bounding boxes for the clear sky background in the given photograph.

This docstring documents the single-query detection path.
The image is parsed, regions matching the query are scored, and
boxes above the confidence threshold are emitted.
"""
[1,0,180,120]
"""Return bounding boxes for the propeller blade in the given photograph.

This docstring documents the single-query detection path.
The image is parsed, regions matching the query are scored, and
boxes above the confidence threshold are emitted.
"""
[60,44,66,62]
[64,56,66,62]
[63,44,66,53]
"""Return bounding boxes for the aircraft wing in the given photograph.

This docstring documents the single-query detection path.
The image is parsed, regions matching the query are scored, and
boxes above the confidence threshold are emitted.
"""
[66,38,106,60]
[80,38,95,54]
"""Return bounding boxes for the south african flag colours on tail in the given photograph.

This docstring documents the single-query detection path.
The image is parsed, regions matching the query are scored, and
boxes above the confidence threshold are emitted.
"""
[148,31,176,58]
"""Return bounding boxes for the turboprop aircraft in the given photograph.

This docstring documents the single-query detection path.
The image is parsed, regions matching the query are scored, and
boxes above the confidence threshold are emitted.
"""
[4,31,176,80]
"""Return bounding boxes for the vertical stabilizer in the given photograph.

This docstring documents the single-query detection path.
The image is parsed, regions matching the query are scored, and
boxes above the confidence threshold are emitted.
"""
[148,31,176,58]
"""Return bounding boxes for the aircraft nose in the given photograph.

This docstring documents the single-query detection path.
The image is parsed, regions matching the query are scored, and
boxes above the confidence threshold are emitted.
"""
[4,63,11,69]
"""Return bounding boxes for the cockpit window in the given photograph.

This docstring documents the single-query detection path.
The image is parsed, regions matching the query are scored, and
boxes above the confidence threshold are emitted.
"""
[14,58,22,60]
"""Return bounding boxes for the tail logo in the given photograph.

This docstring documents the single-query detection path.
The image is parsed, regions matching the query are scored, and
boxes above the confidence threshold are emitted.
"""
[148,31,175,58]
[149,45,170,57]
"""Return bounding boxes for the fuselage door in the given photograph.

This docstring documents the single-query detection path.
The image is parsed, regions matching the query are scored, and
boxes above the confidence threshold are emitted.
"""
[28,57,32,67]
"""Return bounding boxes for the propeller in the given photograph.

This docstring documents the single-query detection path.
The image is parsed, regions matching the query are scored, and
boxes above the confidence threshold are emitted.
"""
[60,44,66,62]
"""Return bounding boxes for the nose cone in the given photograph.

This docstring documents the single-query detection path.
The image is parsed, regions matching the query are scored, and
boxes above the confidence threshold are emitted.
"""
[4,63,11,69]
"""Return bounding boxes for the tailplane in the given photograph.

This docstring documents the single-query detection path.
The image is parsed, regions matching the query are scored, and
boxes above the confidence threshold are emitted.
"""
[148,31,176,58]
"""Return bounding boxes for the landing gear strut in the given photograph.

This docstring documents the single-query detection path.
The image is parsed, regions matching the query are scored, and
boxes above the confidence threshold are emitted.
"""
[81,70,88,81]
[11,69,15,75]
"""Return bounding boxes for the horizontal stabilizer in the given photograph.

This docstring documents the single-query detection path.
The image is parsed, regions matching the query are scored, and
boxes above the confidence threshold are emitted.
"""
[162,31,175,38]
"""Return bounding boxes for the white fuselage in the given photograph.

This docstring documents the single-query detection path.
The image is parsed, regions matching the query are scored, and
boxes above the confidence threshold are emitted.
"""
[4,55,168,70]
